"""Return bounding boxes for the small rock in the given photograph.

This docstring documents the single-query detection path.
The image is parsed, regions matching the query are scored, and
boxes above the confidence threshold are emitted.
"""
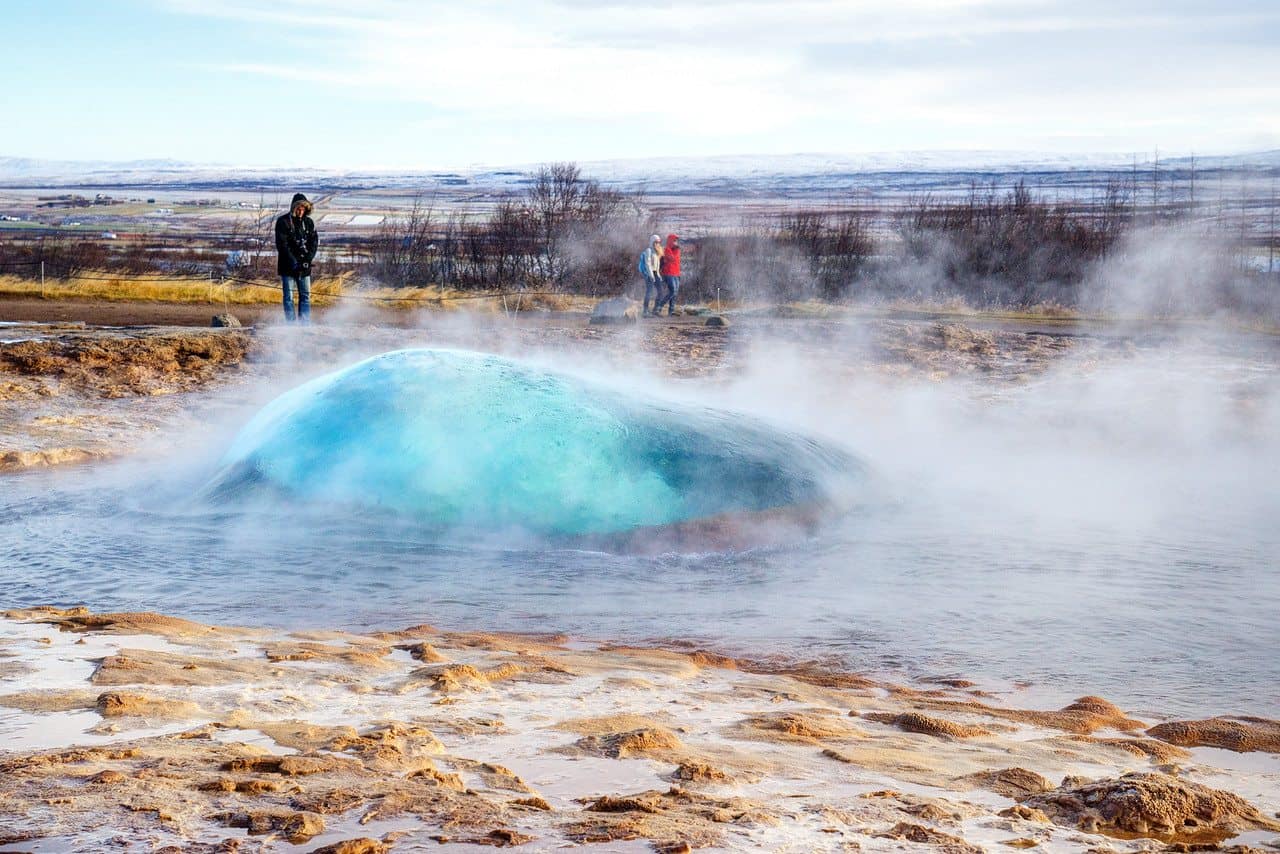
[309,839,388,854]
[672,762,731,784]
[588,297,641,325]
[705,315,730,328]
[211,313,242,328]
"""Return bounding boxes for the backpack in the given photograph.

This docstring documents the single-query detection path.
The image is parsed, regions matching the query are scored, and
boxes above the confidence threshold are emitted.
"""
[637,249,648,275]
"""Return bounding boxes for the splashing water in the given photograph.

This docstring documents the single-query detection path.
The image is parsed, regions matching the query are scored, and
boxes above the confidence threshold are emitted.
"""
[209,349,865,537]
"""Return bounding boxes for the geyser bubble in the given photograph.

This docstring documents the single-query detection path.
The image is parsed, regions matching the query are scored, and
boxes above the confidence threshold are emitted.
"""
[209,349,865,543]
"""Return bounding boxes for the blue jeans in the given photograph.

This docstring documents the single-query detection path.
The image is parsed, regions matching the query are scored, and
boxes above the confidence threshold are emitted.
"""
[658,275,680,315]
[643,274,660,314]
[281,275,311,322]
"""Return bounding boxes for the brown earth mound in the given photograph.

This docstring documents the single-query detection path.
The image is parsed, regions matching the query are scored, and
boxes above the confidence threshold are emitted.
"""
[736,709,865,743]
[866,711,992,739]
[875,821,984,853]
[5,607,231,640]
[92,648,273,686]
[911,694,1145,735]
[574,727,684,759]
[1147,717,1280,754]
[954,767,1054,800]
[0,327,253,398]
[1021,772,1280,843]
[96,691,201,719]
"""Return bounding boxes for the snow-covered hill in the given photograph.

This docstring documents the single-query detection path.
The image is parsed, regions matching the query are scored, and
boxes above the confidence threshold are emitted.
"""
[2,150,1276,195]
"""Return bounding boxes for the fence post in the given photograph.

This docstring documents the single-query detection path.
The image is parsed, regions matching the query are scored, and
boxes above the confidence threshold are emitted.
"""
[40,261,45,297]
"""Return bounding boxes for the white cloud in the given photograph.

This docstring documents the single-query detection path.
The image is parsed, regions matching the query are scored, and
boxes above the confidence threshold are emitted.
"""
[159,0,1280,158]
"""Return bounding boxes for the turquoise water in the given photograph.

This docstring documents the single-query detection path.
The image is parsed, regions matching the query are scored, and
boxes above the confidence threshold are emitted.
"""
[210,349,864,537]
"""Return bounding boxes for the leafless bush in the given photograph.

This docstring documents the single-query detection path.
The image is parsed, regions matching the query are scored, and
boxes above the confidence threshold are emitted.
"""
[891,181,1132,307]
[682,208,876,303]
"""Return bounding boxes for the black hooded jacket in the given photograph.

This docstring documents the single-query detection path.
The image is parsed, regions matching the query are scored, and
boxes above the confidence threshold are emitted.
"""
[275,212,318,277]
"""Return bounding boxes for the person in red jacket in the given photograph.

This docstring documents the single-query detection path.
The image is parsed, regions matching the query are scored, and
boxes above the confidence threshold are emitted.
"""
[657,233,681,317]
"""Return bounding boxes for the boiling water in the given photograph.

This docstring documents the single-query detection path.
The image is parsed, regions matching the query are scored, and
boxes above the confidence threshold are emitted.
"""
[2,336,1278,719]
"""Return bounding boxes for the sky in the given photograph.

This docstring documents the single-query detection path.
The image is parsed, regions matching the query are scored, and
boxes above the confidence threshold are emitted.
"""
[4,0,1279,169]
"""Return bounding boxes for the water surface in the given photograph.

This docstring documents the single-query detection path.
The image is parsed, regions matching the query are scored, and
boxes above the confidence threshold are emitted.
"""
[3,337,1278,719]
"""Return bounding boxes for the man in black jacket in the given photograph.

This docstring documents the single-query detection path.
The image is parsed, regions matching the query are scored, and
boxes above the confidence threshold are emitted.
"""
[275,193,319,322]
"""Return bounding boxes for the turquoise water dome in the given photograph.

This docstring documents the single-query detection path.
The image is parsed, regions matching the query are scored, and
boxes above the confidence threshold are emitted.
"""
[211,349,864,538]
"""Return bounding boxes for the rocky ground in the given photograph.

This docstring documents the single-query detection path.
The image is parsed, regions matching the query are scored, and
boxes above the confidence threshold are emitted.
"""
[1,606,1278,853]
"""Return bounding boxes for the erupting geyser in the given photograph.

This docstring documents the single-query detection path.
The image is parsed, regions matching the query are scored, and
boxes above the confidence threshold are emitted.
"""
[210,349,864,541]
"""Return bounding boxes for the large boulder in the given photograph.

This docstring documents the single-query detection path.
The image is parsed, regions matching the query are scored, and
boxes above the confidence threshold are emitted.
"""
[1021,772,1280,843]
[589,297,640,325]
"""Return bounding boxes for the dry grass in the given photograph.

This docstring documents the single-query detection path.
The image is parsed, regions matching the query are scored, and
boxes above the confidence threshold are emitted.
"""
[0,274,596,313]
[343,286,592,313]
[0,273,343,306]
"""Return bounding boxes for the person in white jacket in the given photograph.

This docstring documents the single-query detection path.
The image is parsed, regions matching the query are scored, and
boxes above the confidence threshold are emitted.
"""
[637,234,664,317]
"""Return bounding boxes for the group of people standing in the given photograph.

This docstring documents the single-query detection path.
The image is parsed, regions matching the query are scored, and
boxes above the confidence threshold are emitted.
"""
[275,194,689,324]
[638,233,681,317]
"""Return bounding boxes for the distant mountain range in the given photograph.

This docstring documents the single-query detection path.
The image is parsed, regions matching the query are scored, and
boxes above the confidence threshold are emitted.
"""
[2,150,1277,195]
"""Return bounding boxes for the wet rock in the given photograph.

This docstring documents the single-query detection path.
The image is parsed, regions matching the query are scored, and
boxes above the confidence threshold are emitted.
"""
[511,796,552,811]
[13,609,227,640]
[450,758,537,793]
[589,297,641,325]
[309,840,388,854]
[912,694,1145,735]
[222,754,360,777]
[460,828,534,846]
[96,691,201,719]
[656,843,693,854]
[999,805,1053,824]
[575,727,684,759]
[0,688,98,712]
[1022,772,1280,843]
[211,314,241,328]
[586,794,666,814]
[263,641,393,669]
[291,789,366,815]
[0,328,252,398]
[737,709,865,743]
[242,719,360,752]
[867,711,992,739]
[215,810,325,844]
[88,769,127,785]
[0,447,108,472]
[327,722,446,771]
[672,762,731,784]
[705,315,730,328]
[412,661,526,692]
[405,764,467,790]
[1090,737,1192,763]
[1147,717,1280,754]
[400,641,446,662]
[875,821,983,853]
[198,777,282,795]
[0,745,139,773]
[955,767,1054,800]
[92,648,273,686]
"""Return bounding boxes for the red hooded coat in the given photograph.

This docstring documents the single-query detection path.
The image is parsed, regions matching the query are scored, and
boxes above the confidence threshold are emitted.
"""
[659,234,681,277]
